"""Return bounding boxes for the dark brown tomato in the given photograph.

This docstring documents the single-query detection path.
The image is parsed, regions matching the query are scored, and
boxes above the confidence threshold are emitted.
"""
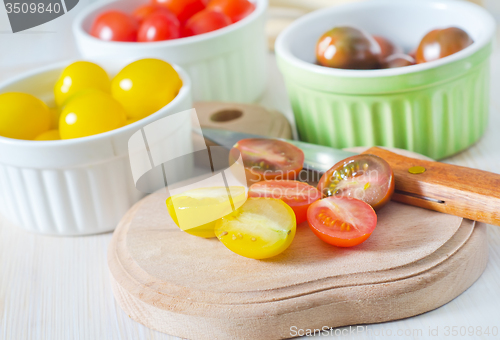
[317,154,394,210]
[373,35,402,60]
[416,27,473,64]
[316,26,381,69]
[229,139,305,185]
[382,53,416,68]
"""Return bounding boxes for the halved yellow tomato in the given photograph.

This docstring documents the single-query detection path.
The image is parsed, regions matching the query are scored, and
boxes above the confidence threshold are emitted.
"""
[166,186,246,238]
[215,197,296,259]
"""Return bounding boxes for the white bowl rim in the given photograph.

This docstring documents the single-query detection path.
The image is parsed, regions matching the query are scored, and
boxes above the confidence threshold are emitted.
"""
[73,0,267,48]
[0,59,191,147]
[275,0,496,78]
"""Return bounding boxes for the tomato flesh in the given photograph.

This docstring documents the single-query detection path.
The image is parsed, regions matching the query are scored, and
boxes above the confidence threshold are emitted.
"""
[215,198,296,259]
[248,180,321,224]
[317,154,394,210]
[307,197,377,247]
[90,10,139,42]
[229,138,305,185]
[166,186,246,238]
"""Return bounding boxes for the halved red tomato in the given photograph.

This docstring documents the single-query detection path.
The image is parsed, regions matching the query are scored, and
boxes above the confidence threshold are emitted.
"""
[317,154,394,210]
[307,196,377,247]
[248,180,321,224]
[229,139,305,185]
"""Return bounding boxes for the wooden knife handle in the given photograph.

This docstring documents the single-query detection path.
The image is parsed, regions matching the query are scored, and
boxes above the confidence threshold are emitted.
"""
[363,147,500,226]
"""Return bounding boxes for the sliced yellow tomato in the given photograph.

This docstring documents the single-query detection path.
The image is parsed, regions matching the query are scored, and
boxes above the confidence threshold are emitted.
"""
[215,197,296,259]
[166,186,246,238]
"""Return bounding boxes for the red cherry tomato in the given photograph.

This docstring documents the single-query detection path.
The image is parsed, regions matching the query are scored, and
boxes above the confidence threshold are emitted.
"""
[133,4,171,23]
[229,138,305,185]
[416,27,473,64]
[307,196,377,247]
[183,9,231,36]
[90,10,139,42]
[207,0,255,23]
[317,154,394,210]
[248,180,321,224]
[153,0,207,24]
[137,11,180,42]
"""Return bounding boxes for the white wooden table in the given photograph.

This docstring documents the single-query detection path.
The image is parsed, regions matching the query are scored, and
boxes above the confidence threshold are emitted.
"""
[1,3,500,339]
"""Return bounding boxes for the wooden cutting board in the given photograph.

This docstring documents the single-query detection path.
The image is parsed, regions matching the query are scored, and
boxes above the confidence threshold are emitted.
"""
[193,101,293,140]
[108,142,488,339]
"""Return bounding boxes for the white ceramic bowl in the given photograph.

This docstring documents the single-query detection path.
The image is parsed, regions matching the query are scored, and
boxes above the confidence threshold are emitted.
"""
[0,59,192,235]
[73,0,268,103]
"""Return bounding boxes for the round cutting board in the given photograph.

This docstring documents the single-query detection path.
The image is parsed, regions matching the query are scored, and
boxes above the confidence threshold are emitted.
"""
[108,149,488,340]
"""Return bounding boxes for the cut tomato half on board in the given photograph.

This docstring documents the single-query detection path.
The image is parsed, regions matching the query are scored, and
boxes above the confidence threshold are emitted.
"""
[166,186,246,238]
[215,197,296,259]
[317,154,394,210]
[229,138,304,185]
[248,180,321,224]
[307,196,377,247]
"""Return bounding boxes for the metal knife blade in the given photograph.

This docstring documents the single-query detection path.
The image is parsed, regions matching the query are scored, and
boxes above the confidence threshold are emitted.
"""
[199,128,356,173]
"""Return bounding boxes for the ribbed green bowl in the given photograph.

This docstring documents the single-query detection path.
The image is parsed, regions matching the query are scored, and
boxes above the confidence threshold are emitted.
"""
[275,0,495,160]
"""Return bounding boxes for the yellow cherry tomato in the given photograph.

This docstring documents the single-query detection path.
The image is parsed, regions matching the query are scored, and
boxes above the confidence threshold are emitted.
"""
[59,90,126,139]
[111,58,182,120]
[126,118,139,125]
[62,88,104,108]
[49,107,60,129]
[0,92,51,140]
[34,130,60,141]
[215,197,296,259]
[166,186,246,238]
[54,61,110,107]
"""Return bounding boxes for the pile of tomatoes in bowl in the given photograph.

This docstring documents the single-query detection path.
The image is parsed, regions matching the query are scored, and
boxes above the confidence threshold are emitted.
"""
[167,138,395,260]
[0,59,182,141]
[316,25,473,69]
[90,0,255,42]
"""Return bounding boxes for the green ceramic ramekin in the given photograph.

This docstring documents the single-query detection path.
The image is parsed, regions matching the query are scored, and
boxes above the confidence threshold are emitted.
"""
[275,0,496,159]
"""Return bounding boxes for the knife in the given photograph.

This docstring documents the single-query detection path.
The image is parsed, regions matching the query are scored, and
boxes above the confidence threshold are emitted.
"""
[201,128,500,227]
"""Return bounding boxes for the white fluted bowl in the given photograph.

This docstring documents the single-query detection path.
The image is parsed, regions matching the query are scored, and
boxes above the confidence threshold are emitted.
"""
[0,59,192,235]
[73,0,268,103]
